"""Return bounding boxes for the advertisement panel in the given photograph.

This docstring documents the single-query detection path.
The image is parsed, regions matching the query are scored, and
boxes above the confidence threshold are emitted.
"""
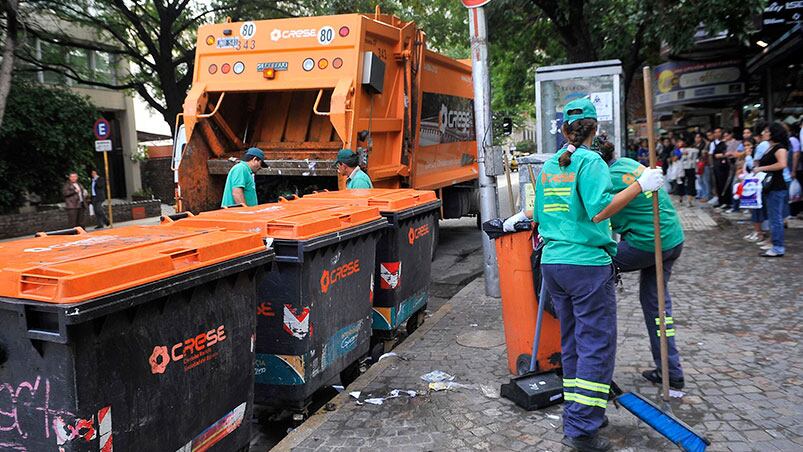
[654,60,746,108]
[419,92,476,147]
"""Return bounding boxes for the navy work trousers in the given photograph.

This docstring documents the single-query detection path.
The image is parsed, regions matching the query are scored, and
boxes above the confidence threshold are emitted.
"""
[541,263,616,439]
[613,241,684,380]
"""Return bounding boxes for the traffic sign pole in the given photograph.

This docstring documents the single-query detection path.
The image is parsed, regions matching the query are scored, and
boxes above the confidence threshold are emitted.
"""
[464,1,500,297]
[103,151,113,227]
[94,118,113,226]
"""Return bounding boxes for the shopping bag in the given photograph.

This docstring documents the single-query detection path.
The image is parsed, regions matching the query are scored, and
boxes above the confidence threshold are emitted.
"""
[740,174,763,209]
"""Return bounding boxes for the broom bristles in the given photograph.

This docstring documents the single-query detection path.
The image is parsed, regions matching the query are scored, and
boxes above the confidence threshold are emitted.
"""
[617,392,710,452]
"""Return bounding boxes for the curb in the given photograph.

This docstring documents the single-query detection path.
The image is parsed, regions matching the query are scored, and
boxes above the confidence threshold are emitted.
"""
[271,281,472,451]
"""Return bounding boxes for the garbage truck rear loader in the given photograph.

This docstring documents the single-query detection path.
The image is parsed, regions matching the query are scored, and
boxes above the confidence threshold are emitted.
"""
[175,11,479,217]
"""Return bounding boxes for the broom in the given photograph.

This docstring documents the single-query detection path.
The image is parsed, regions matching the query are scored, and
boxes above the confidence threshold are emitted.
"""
[609,67,710,452]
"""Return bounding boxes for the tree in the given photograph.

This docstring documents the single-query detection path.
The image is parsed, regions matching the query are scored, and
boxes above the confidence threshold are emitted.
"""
[17,0,297,135]
[0,80,97,212]
[511,0,764,103]
[0,0,19,130]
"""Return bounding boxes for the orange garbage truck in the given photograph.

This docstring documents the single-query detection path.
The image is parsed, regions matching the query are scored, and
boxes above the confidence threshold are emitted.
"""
[175,10,479,216]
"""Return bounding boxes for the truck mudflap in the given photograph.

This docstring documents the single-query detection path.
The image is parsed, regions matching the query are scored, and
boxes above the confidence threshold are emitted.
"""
[206,159,338,177]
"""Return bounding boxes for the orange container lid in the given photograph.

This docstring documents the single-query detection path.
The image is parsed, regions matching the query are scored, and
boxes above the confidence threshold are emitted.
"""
[0,225,266,304]
[165,202,384,241]
[299,189,439,213]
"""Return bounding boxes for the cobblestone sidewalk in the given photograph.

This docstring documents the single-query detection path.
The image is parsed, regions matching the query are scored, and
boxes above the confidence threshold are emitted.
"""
[276,214,803,451]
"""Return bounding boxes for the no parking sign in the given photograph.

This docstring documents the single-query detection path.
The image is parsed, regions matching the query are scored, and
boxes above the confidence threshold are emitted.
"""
[93,118,111,140]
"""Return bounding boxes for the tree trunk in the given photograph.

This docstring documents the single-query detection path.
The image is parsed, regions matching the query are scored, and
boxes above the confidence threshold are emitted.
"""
[0,0,19,131]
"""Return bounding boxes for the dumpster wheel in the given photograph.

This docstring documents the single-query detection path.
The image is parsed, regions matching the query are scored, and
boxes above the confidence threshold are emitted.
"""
[340,359,362,388]
[406,305,427,335]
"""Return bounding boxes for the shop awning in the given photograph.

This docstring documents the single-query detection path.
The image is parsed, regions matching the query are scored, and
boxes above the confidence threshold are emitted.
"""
[747,24,803,74]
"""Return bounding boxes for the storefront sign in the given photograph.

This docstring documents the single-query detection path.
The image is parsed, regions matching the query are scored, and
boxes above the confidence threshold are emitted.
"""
[654,60,746,108]
[762,2,803,30]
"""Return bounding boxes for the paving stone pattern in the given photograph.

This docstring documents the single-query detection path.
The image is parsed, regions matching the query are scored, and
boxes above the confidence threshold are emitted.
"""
[288,211,802,451]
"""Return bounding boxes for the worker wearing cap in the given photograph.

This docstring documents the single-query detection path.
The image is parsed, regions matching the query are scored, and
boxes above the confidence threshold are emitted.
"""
[503,98,664,452]
[221,147,265,207]
[595,139,686,391]
[336,149,373,189]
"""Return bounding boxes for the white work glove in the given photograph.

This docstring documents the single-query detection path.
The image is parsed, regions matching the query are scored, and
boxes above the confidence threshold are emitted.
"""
[502,211,530,232]
[637,168,665,193]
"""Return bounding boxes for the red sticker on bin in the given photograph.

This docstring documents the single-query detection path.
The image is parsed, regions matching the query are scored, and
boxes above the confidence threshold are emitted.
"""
[379,262,401,289]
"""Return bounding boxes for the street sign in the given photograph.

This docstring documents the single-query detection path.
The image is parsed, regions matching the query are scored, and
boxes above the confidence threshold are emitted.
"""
[93,118,111,140]
[460,0,492,7]
[95,140,112,152]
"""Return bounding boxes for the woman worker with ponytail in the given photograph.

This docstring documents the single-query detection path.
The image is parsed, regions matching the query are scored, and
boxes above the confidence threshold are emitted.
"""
[504,98,664,452]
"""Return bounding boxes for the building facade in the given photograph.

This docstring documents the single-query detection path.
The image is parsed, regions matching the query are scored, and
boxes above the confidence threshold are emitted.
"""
[18,15,142,199]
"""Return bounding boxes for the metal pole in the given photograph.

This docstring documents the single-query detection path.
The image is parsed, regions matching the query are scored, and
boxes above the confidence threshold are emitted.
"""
[103,150,113,226]
[468,6,500,297]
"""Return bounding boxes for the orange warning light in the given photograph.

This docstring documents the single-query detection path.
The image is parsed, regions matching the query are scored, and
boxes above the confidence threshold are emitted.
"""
[263,68,276,79]
[318,59,328,70]
[206,35,215,46]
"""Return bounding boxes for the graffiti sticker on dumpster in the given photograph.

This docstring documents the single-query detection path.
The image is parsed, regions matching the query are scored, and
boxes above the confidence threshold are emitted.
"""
[149,325,227,374]
[175,402,245,452]
[379,262,401,289]
[282,305,310,340]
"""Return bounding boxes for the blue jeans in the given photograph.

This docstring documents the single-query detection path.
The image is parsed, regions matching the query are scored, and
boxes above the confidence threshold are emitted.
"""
[612,242,684,381]
[698,167,711,199]
[542,264,616,439]
[766,190,786,254]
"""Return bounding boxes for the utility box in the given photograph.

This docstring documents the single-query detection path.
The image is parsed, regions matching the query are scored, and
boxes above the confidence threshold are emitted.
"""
[535,60,624,157]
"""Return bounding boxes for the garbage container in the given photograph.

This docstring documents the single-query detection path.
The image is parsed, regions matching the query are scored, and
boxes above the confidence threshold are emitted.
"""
[164,203,387,413]
[0,225,271,451]
[297,189,441,341]
[494,229,562,376]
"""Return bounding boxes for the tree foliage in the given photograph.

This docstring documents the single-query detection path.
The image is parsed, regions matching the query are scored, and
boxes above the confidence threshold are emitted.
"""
[483,0,765,116]
[0,80,97,212]
[18,0,296,135]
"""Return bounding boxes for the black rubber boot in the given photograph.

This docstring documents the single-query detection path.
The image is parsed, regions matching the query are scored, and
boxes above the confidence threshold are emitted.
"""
[600,415,609,429]
[561,434,612,452]
[642,368,685,390]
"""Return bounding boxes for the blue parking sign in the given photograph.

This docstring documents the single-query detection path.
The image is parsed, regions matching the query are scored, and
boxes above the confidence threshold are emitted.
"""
[94,118,111,140]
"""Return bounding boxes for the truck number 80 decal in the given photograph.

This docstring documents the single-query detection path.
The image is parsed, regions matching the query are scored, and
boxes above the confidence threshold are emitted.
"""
[318,26,334,45]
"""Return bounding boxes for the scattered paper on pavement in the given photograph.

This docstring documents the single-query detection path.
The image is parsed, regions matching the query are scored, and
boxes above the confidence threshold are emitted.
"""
[420,370,455,383]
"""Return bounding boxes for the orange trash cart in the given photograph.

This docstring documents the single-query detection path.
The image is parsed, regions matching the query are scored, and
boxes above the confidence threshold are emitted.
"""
[494,229,562,375]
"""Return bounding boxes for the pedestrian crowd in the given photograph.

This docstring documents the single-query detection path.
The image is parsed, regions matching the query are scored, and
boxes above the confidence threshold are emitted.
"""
[626,118,802,257]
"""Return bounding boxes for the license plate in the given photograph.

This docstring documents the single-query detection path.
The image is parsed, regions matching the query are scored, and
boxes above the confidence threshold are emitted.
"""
[216,37,239,48]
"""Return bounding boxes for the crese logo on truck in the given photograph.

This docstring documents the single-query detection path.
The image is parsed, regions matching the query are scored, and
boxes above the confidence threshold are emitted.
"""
[271,28,317,41]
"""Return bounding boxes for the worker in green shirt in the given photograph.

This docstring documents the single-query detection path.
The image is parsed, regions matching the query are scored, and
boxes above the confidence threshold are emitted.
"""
[336,149,373,189]
[597,138,686,391]
[221,147,265,207]
[503,98,664,452]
